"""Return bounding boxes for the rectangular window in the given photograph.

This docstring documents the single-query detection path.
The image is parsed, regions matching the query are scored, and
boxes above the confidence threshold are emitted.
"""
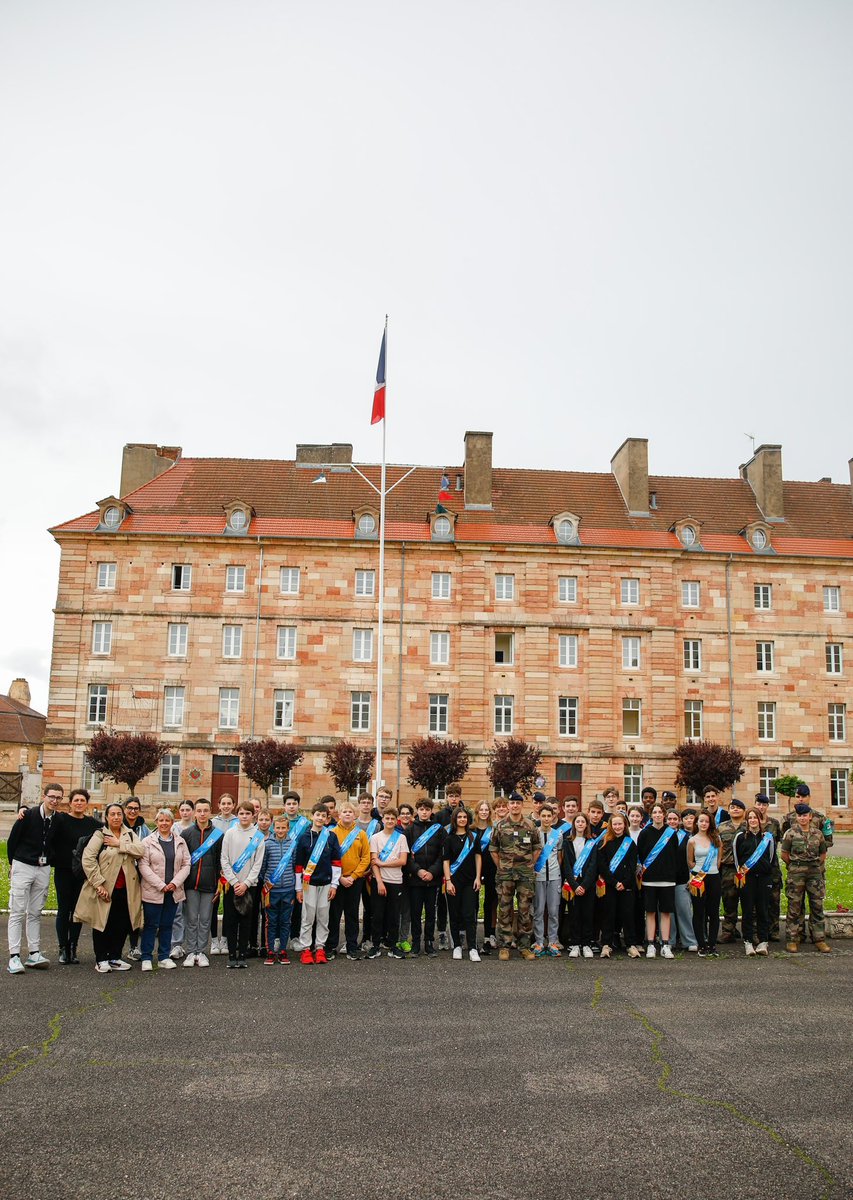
[828,703,846,741]
[355,569,376,597]
[830,768,848,808]
[274,689,295,731]
[164,685,185,728]
[558,696,578,737]
[353,628,374,662]
[226,565,246,593]
[172,564,192,591]
[824,585,841,613]
[622,698,642,737]
[167,623,188,657]
[222,625,243,658]
[219,688,240,729]
[558,634,578,668]
[160,753,181,795]
[760,767,779,799]
[494,695,514,734]
[430,631,450,665]
[622,637,641,670]
[429,693,449,734]
[277,626,297,660]
[757,701,776,741]
[495,573,515,601]
[683,639,702,671]
[558,576,578,603]
[82,758,103,794]
[92,621,112,655]
[826,643,843,675]
[621,578,640,605]
[280,567,300,595]
[87,684,108,724]
[684,700,703,740]
[682,580,700,608]
[756,641,774,672]
[495,632,515,665]
[754,583,772,610]
[351,691,371,732]
[623,765,643,806]
[431,572,451,599]
[96,562,116,590]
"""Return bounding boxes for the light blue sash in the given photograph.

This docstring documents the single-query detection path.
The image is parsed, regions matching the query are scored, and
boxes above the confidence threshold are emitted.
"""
[573,831,605,879]
[449,834,476,876]
[478,826,493,851]
[535,827,563,873]
[411,824,442,855]
[742,832,774,871]
[337,825,363,856]
[640,825,676,872]
[607,834,633,876]
[232,828,265,875]
[378,829,403,863]
[304,826,331,878]
[676,829,688,845]
[189,826,223,865]
[269,817,309,886]
[698,845,717,872]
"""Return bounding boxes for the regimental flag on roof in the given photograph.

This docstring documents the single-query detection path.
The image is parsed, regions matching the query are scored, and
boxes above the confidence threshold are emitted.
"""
[371,327,386,425]
[438,472,452,502]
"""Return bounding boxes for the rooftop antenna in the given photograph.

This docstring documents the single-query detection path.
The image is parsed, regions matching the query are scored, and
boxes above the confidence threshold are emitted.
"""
[744,432,756,455]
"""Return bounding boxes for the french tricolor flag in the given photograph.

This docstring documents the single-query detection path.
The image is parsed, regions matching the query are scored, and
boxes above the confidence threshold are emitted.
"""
[371,327,386,425]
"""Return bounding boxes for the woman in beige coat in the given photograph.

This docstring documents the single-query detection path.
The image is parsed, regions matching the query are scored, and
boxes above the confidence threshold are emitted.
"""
[74,801,144,973]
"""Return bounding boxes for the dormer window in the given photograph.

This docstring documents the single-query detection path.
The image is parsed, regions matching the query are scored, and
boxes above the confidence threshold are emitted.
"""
[672,518,703,550]
[430,511,455,542]
[552,512,581,545]
[228,509,247,532]
[742,521,774,554]
[681,525,696,546]
[223,500,253,536]
[96,496,131,531]
[354,508,379,539]
[104,506,122,529]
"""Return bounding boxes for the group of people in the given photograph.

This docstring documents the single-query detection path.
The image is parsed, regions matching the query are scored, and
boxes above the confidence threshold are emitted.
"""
[5,778,833,975]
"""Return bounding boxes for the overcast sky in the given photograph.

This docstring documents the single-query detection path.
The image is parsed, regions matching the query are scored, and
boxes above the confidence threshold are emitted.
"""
[2,1,851,714]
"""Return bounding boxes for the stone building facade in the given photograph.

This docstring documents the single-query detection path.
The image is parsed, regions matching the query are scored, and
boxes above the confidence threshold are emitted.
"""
[43,436,853,826]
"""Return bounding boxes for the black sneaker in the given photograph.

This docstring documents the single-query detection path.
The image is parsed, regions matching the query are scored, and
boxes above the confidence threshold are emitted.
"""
[697,948,708,958]
[481,941,491,956]
[325,950,337,961]
[237,958,247,969]
[227,958,238,969]
[58,948,69,965]
[346,952,361,961]
[425,943,437,958]
[367,949,382,960]
[410,944,421,956]
[388,948,405,959]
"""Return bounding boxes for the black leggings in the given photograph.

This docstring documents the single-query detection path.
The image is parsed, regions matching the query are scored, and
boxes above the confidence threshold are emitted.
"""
[54,866,84,951]
[92,890,132,962]
[223,888,252,958]
[447,884,478,949]
[691,873,722,950]
[371,881,402,947]
[600,885,637,949]
[741,874,771,944]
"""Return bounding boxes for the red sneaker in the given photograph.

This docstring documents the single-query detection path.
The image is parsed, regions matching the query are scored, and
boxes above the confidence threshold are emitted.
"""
[300,948,315,965]
[314,947,327,965]
[279,951,291,965]
[264,954,277,966]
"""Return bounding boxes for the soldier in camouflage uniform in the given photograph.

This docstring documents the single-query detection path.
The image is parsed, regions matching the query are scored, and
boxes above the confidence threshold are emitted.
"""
[717,798,747,941]
[754,793,783,940]
[781,802,831,953]
[490,792,538,961]
[781,783,834,848]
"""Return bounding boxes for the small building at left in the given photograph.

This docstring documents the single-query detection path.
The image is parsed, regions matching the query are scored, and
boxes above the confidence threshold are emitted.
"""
[0,678,46,807]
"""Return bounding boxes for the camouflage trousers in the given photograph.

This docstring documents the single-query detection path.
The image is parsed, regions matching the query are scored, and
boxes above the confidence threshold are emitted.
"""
[496,875,535,950]
[720,867,741,937]
[785,866,826,943]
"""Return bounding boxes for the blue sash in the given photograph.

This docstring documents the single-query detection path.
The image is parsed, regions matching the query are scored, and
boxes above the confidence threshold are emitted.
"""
[303,827,331,880]
[364,819,380,839]
[449,834,475,876]
[232,828,265,875]
[676,829,688,845]
[698,845,717,873]
[715,808,725,826]
[573,832,604,879]
[608,835,633,877]
[742,832,773,872]
[478,826,493,851]
[640,825,676,872]
[411,824,442,855]
[189,826,223,865]
[269,817,309,886]
[535,827,563,873]
[337,825,363,856]
[378,829,403,863]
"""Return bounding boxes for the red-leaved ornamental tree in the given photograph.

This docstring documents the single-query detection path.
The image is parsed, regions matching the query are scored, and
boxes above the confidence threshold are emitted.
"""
[407,737,470,796]
[673,740,745,796]
[487,738,542,798]
[325,741,375,796]
[85,731,171,794]
[238,738,304,797]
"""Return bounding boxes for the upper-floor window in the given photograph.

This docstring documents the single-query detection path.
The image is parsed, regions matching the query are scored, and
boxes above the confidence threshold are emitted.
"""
[219,688,240,729]
[172,563,192,591]
[756,641,774,672]
[684,700,703,740]
[826,643,843,675]
[495,574,515,601]
[430,631,450,665]
[222,625,243,658]
[494,695,514,734]
[824,586,841,613]
[96,562,117,590]
[429,693,449,734]
[274,689,295,731]
[432,572,451,600]
[558,696,578,737]
[494,632,515,665]
[558,635,578,669]
[160,753,181,795]
[558,576,578,603]
[351,691,371,732]
[164,686,185,728]
[683,639,702,671]
[353,628,374,662]
[167,623,188,657]
[682,581,700,608]
[92,621,112,655]
[226,566,246,593]
[87,684,108,724]
[622,637,641,670]
[277,626,297,660]
[355,569,376,597]
[621,578,640,606]
[280,567,300,595]
[757,701,776,741]
[828,703,846,742]
[622,698,641,737]
[754,583,772,610]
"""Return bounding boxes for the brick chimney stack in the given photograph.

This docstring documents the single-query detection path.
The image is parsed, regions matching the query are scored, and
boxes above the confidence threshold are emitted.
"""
[464,431,493,509]
[8,678,31,706]
[740,444,784,521]
[120,444,181,497]
[611,438,649,516]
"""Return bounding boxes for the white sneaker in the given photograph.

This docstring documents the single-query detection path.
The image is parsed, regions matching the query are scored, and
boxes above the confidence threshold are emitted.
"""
[183,954,197,968]
[600,945,612,958]
[25,951,50,969]
[7,955,25,975]
[755,942,769,956]
[627,945,641,959]
[582,946,594,959]
[438,932,450,951]
[661,944,675,960]
[141,961,153,972]
[452,946,463,960]
[646,944,657,958]
[127,947,142,961]
[170,946,186,960]
[196,952,210,968]
[109,959,132,971]
[469,948,481,962]
[569,945,580,958]
[159,958,177,969]
[744,941,756,956]
[95,960,112,973]
[687,944,699,952]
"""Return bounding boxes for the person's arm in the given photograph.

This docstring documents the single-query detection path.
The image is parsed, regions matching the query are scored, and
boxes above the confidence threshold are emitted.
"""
[473,851,482,891]
[352,831,372,880]
[138,839,165,891]
[172,839,191,889]
[7,812,24,862]
[370,839,387,895]
[687,839,696,871]
[119,828,144,859]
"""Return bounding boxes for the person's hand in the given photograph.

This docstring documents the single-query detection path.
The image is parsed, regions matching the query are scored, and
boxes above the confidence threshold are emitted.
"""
[102,832,120,847]
[341,875,353,888]
[473,878,481,892]
[329,887,337,900]
[418,869,431,882]
[16,808,25,821]
[96,885,109,900]
[296,889,303,901]
[377,881,386,897]
[446,879,456,896]
[163,882,176,893]
[576,885,585,896]
[616,882,625,892]
[234,881,248,896]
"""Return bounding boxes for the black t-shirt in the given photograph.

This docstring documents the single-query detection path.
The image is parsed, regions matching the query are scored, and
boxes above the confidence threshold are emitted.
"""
[48,812,102,869]
[443,832,479,888]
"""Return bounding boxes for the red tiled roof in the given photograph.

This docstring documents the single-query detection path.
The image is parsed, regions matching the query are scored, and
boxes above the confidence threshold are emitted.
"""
[49,456,853,558]
[0,694,46,746]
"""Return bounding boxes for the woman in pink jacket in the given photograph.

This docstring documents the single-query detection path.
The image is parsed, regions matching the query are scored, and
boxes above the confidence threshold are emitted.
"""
[139,809,191,972]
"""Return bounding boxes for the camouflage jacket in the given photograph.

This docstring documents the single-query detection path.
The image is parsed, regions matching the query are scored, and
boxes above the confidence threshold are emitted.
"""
[718,818,748,868]
[781,825,828,867]
[491,816,539,876]
[781,809,834,848]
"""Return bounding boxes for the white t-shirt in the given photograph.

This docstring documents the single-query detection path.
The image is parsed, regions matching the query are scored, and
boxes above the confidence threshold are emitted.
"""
[370,830,407,884]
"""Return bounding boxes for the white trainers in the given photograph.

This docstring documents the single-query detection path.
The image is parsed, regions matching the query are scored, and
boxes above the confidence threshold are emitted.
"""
[744,942,756,956]
[196,952,210,968]
[127,947,142,962]
[646,944,657,958]
[568,945,580,958]
[582,946,594,959]
[438,932,450,951]
[159,958,177,969]
[95,961,112,973]
[687,944,699,952]
[7,955,25,975]
[109,959,132,971]
[452,946,463,960]
[627,945,642,959]
[183,953,197,968]
[469,948,481,962]
[170,946,186,960]
[661,944,675,960]
[209,937,222,955]
[141,961,153,972]
[25,951,50,969]
[755,942,769,956]
[600,945,612,958]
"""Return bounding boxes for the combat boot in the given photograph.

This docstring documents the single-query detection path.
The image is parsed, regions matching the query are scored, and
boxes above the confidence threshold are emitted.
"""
[498,948,510,961]
[785,942,798,953]
[814,941,832,953]
[520,948,536,961]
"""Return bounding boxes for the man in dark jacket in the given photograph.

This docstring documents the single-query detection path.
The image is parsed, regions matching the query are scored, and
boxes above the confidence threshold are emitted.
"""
[407,798,446,956]
[7,782,63,974]
[180,800,222,967]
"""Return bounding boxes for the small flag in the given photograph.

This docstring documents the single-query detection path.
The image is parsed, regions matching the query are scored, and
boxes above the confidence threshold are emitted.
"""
[371,328,386,425]
[438,471,452,502]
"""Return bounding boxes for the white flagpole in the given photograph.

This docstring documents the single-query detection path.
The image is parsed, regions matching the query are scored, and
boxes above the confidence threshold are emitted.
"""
[375,316,387,789]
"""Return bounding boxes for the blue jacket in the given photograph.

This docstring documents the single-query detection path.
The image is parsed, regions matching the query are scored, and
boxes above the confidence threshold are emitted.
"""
[262,833,297,893]
[294,828,342,888]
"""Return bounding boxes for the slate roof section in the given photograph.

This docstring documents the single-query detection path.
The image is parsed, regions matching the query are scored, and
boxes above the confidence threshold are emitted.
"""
[0,694,47,747]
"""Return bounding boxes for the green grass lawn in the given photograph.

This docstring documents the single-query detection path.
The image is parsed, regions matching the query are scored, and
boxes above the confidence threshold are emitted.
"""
[0,840,851,912]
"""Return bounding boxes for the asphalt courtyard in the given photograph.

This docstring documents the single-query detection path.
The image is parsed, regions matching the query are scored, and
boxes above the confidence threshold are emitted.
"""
[0,926,849,1200]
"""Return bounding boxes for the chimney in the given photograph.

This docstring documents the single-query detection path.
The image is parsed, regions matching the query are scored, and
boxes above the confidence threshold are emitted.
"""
[611,438,649,516]
[120,443,181,497]
[8,678,31,707]
[464,431,493,509]
[740,444,784,521]
[848,457,853,501]
[295,443,353,466]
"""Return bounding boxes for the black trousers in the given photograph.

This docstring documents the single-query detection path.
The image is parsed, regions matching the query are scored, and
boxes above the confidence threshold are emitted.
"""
[92,890,132,962]
[447,885,478,949]
[691,872,722,949]
[54,866,84,950]
[328,879,363,954]
[600,885,637,948]
[566,890,595,946]
[410,885,439,948]
[370,882,402,947]
[223,888,252,958]
[741,874,771,944]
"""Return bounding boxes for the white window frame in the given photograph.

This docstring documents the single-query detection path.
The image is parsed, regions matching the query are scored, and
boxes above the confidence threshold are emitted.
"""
[825,643,843,675]
[430,631,450,665]
[828,703,846,742]
[558,696,578,738]
[164,685,185,728]
[622,698,642,738]
[351,690,371,732]
[226,565,246,593]
[622,637,641,670]
[277,626,297,660]
[92,621,112,655]
[830,768,848,808]
[759,767,779,800]
[280,567,301,595]
[273,688,295,731]
[559,634,578,669]
[355,569,376,597]
[167,622,188,658]
[681,580,700,608]
[558,576,578,604]
[683,639,702,672]
[82,758,104,794]
[96,562,117,590]
[353,628,374,662]
[222,625,243,659]
[754,583,772,610]
[757,701,776,741]
[621,578,640,606]
[824,585,841,613]
[495,573,515,602]
[160,753,181,795]
[87,684,108,725]
[494,694,514,735]
[172,563,192,591]
[431,572,451,600]
[219,688,240,729]
[623,765,643,805]
[684,699,703,740]
[495,632,515,665]
[429,692,449,734]
[756,641,774,673]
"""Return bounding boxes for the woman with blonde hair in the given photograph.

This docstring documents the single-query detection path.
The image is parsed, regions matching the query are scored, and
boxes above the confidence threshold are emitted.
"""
[74,802,144,973]
[139,809,192,971]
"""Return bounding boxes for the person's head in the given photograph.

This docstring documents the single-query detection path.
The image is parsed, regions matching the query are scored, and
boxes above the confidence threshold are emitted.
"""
[375,787,392,812]
[69,788,90,814]
[563,797,579,820]
[236,801,255,826]
[494,797,509,820]
[321,795,337,819]
[155,808,175,835]
[397,803,414,828]
[746,807,762,834]
[606,812,627,841]
[795,783,811,801]
[627,805,644,829]
[650,803,666,827]
[416,797,435,822]
[602,786,620,808]
[539,803,555,829]
[195,799,211,826]
[273,814,289,838]
[572,812,589,838]
[337,802,355,826]
[754,793,770,819]
[665,809,681,830]
[531,791,546,813]
[450,806,470,834]
[311,801,328,827]
[588,799,605,825]
[358,794,374,816]
[446,783,463,805]
[178,799,195,821]
[794,802,812,828]
[614,799,628,815]
[697,809,722,846]
[250,797,262,817]
[43,782,64,812]
[507,792,524,819]
[702,785,719,809]
[729,798,746,822]
[641,786,657,812]
[681,809,697,834]
[382,807,398,830]
[123,796,142,823]
[283,792,301,817]
[104,802,125,831]
[476,800,492,824]
[218,794,235,816]
[257,809,272,832]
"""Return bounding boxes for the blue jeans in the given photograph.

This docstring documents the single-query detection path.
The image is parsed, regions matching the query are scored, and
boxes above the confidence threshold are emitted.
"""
[265,890,295,953]
[141,894,178,961]
[669,882,698,948]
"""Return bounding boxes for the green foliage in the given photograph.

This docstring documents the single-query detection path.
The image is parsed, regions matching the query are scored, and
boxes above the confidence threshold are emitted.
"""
[772,774,808,800]
[325,741,375,796]
[673,740,745,796]
[487,738,542,798]
[238,738,303,796]
[407,737,470,795]
[85,730,170,794]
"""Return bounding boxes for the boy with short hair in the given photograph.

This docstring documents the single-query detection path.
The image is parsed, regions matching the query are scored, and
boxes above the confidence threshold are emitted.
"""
[407,797,445,957]
[294,803,342,965]
[533,803,562,956]
[368,808,410,958]
[261,813,304,964]
[327,802,371,960]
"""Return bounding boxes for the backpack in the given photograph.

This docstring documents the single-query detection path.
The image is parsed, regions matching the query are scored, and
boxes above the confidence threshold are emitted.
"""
[72,831,103,881]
